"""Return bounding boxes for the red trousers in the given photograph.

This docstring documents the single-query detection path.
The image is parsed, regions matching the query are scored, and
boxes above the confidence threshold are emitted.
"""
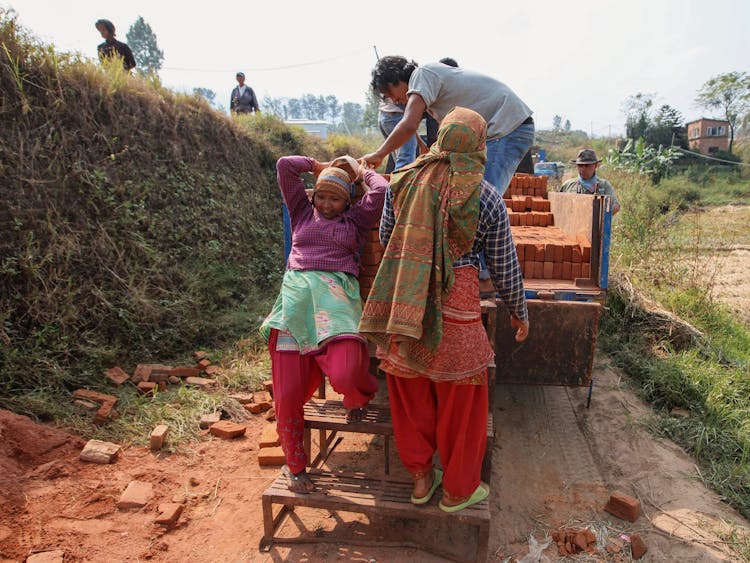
[386,372,488,498]
[269,329,378,473]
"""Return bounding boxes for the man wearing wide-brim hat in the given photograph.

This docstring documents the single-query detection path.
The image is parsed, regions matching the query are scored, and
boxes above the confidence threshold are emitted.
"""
[557,149,620,215]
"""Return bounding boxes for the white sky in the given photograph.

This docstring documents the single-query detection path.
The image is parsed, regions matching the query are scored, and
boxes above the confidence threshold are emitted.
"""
[5,0,750,136]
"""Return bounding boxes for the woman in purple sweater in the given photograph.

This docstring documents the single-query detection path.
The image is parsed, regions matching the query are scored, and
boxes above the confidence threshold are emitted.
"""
[260,155,387,493]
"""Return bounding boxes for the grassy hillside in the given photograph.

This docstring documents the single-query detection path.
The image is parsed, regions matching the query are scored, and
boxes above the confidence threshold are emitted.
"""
[0,11,329,399]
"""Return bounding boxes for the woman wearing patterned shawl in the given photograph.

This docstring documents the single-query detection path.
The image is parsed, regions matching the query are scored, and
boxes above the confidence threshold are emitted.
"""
[360,107,529,512]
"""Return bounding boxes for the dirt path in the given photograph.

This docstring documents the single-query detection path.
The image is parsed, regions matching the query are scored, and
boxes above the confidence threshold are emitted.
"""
[1,357,748,562]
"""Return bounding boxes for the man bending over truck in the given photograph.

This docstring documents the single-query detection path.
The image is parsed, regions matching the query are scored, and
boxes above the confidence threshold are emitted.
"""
[558,149,620,215]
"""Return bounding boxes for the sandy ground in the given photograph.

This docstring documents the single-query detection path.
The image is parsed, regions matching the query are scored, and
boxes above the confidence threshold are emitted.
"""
[1,355,748,563]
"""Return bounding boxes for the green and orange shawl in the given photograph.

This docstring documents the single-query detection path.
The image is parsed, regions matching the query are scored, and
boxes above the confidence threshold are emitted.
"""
[359,107,487,369]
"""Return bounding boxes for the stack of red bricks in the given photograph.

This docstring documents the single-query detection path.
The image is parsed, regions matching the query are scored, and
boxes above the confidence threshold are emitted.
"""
[505,174,554,227]
[358,223,382,301]
[505,173,592,281]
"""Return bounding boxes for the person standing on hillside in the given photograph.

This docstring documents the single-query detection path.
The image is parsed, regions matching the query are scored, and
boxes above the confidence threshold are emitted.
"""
[260,155,387,493]
[363,56,534,197]
[230,72,260,114]
[95,19,136,72]
[558,149,620,215]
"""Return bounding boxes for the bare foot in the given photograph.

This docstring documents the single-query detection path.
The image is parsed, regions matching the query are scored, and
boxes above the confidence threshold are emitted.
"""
[346,407,367,423]
[282,465,314,493]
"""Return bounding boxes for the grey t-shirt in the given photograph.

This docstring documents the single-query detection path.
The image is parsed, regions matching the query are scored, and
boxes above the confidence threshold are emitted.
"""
[407,62,532,140]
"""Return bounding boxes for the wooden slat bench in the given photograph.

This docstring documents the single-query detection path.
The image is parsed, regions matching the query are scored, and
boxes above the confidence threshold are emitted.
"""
[260,469,490,562]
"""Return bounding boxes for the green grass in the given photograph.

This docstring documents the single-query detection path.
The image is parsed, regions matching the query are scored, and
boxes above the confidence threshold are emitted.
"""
[601,169,750,522]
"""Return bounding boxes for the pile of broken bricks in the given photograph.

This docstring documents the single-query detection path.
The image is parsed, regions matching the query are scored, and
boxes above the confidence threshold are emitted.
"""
[549,490,648,560]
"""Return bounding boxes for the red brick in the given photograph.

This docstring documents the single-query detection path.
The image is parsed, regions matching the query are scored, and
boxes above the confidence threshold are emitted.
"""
[204,365,222,377]
[197,359,211,370]
[73,389,117,404]
[515,244,524,262]
[571,263,582,279]
[184,376,217,388]
[193,351,208,361]
[533,262,544,279]
[26,550,65,563]
[245,401,272,414]
[259,424,280,448]
[150,424,169,451]
[132,363,172,384]
[209,420,247,439]
[94,400,118,425]
[572,245,583,263]
[262,380,274,395]
[103,366,129,386]
[552,244,564,262]
[258,446,286,466]
[582,263,591,279]
[169,366,201,378]
[563,244,573,262]
[264,407,276,421]
[630,534,647,559]
[137,381,157,395]
[80,439,121,464]
[199,413,221,429]
[117,480,153,509]
[155,503,184,527]
[562,261,572,280]
[552,262,563,279]
[523,261,534,279]
[538,213,548,227]
[604,491,641,522]
[543,262,554,279]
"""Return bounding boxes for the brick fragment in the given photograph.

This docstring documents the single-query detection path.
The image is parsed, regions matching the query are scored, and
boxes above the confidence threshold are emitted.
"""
[262,380,274,395]
[229,393,254,404]
[184,376,217,388]
[193,351,208,361]
[245,400,272,414]
[74,399,99,411]
[148,370,170,383]
[169,367,201,378]
[93,400,119,425]
[604,491,641,522]
[26,551,65,563]
[259,424,280,448]
[80,439,121,464]
[155,503,184,527]
[630,533,647,559]
[197,359,211,370]
[204,365,222,377]
[264,407,276,422]
[137,381,157,395]
[150,424,169,451]
[132,364,172,384]
[199,413,221,429]
[73,389,117,405]
[209,420,247,439]
[258,446,286,466]
[117,480,153,509]
[103,366,129,386]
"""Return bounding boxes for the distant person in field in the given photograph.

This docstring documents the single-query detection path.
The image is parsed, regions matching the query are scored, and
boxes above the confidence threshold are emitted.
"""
[260,155,387,493]
[558,149,620,215]
[95,19,136,72]
[230,72,260,114]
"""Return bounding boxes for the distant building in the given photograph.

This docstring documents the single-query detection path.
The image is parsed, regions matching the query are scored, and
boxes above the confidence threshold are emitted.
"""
[686,118,730,154]
[285,119,329,139]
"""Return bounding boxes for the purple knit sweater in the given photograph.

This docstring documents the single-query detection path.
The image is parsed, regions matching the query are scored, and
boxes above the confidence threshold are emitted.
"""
[278,156,387,277]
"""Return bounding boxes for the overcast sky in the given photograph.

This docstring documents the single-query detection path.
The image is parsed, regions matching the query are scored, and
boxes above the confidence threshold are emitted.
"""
[6,0,750,136]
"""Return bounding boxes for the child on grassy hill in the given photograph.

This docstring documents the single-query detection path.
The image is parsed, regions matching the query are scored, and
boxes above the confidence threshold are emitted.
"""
[260,154,387,493]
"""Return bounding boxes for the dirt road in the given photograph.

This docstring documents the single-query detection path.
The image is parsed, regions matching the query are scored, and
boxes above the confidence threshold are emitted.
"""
[1,356,748,562]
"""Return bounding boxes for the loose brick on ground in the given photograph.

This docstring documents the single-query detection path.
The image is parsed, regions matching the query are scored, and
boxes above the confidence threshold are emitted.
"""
[229,393,254,404]
[80,439,121,464]
[258,446,286,466]
[72,389,117,405]
[169,367,201,378]
[26,550,65,563]
[132,364,172,384]
[604,491,641,522]
[259,424,280,448]
[630,534,648,559]
[197,359,211,370]
[93,400,118,425]
[184,376,217,389]
[262,380,274,395]
[264,407,276,422]
[117,480,153,509]
[150,424,169,451]
[199,413,221,429]
[103,366,129,385]
[155,503,184,527]
[204,365,222,377]
[137,381,157,395]
[193,351,208,361]
[74,399,99,411]
[209,420,247,439]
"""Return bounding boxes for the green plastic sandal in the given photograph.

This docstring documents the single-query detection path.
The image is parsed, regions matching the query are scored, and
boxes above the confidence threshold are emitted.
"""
[439,482,489,513]
[410,468,443,505]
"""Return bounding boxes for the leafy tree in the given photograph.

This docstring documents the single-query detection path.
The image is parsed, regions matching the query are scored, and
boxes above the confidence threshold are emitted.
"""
[338,102,364,134]
[287,98,302,119]
[552,114,562,131]
[564,119,571,132]
[362,89,380,132]
[126,16,164,74]
[695,71,750,154]
[264,97,287,120]
[646,104,686,148]
[193,87,216,105]
[622,92,654,141]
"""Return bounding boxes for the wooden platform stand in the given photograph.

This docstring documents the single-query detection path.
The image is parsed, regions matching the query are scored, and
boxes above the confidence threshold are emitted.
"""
[260,300,498,562]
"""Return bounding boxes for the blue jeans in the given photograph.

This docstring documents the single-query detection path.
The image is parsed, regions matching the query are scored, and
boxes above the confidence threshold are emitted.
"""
[379,111,418,171]
[484,122,535,196]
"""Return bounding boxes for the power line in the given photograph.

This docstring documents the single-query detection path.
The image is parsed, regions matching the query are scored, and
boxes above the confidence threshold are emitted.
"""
[161,47,371,74]
[674,146,749,166]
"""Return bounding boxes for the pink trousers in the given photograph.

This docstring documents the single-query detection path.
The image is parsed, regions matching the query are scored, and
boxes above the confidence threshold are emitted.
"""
[386,373,488,498]
[268,329,378,473]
